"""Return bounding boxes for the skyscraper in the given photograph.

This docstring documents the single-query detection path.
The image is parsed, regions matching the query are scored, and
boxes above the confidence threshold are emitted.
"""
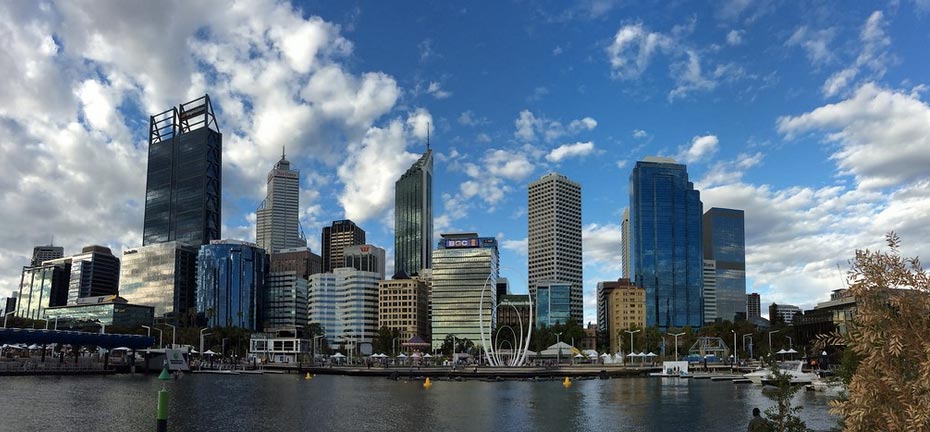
[534,280,571,327]
[528,172,583,324]
[31,245,64,267]
[747,293,761,319]
[143,94,222,247]
[256,149,306,254]
[16,260,71,320]
[65,245,120,305]
[703,208,746,322]
[394,148,433,278]
[621,208,631,279]
[321,220,366,273]
[703,260,718,323]
[431,233,499,350]
[120,241,198,324]
[629,157,704,330]
[197,240,267,330]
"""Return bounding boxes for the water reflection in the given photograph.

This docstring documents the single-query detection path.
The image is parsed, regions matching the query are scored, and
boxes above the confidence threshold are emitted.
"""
[0,375,839,431]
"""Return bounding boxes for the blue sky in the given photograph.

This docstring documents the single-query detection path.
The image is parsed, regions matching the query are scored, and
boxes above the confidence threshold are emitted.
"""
[1,0,929,325]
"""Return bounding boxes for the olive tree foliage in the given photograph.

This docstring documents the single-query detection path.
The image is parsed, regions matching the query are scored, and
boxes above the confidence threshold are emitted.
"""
[819,233,930,431]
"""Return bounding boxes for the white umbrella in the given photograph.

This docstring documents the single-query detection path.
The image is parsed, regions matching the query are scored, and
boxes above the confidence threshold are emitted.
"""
[645,352,658,357]
[203,350,217,356]
[423,353,432,358]
[588,352,598,359]
[786,348,798,354]
[27,344,40,350]
[574,353,584,358]
[775,349,788,355]
[599,353,610,358]
[332,352,346,358]
[626,352,637,357]
[397,353,408,358]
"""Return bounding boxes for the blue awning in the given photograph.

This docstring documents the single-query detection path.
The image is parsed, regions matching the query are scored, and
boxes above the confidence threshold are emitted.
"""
[0,328,154,350]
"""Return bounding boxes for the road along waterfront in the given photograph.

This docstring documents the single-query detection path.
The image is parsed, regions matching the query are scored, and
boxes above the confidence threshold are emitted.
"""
[0,373,841,431]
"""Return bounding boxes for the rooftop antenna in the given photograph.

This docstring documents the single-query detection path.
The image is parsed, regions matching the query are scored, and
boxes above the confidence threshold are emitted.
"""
[282,145,286,160]
[426,122,430,150]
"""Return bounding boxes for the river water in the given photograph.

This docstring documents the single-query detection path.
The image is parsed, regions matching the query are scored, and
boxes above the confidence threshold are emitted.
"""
[0,374,840,431]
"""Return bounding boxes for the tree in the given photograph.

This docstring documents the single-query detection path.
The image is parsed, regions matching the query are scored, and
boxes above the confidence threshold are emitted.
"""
[763,357,811,432]
[819,233,930,431]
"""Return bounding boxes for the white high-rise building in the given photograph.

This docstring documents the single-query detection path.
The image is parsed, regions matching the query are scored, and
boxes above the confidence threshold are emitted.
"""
[528,172,583,324]
[308,268,380,351]
[342,244,386,280]
[256,149,306,254]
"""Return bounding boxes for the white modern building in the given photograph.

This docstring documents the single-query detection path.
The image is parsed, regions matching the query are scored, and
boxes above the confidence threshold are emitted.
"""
[430,233,498,351]
[528,172,583,324]
[256,149,306,254]
[308,267,380,353]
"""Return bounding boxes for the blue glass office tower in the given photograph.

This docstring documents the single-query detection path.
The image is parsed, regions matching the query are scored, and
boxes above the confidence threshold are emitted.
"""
[535,281,571,327]
[197,240,267,330]
[703,208,746,322]
[394,148,433,278]
[629,157,703,330]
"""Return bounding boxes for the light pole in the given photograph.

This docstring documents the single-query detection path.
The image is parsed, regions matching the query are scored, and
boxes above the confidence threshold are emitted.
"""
[555,332,563,366]
[2,311,14,328]
[145,326,163,348]
[199,328,212,362]
[392,337,399,357]
[786,336,793,350]
[624,329,641,365]
[768,330,780,355]
[222,337,229,358]
[731,330,737,368]
[667,332,685,359]
[164,324,176,348]
[742,334,753,360]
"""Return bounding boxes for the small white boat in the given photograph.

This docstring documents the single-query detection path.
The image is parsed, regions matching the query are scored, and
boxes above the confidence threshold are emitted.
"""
[748,361,818,385]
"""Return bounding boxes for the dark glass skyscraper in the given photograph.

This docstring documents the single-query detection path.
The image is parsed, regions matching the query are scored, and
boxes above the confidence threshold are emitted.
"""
[629,157,703,330]
[143,95,222,247]
[703,208,746,322]
[394,149,433,277]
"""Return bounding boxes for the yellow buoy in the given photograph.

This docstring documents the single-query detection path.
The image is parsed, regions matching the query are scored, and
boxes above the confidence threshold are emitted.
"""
[305,372,312,380]
[563,377,572,388]
[423,377,432,389]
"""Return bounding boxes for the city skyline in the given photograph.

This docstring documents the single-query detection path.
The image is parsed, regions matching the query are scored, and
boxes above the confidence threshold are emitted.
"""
[1,1,929,325]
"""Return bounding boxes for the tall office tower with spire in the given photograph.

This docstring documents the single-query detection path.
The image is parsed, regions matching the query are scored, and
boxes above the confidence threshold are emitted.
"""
[629,157,704,331]
[31,244,64,267]
[256,148,306,254]
[394,145,433,278]
[321,220,366,273]
[528,172,583,325]
[143,95,222,247]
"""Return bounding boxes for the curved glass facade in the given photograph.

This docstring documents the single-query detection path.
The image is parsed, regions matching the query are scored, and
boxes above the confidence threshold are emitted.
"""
[196,241,267,330]
[430,235,498,350]
[630,159,703,330]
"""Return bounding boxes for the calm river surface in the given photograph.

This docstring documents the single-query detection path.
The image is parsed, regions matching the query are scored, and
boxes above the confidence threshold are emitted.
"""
[0,374,840,431]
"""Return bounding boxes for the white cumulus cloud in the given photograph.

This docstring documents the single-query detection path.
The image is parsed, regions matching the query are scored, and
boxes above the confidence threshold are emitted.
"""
[546,142,595,162]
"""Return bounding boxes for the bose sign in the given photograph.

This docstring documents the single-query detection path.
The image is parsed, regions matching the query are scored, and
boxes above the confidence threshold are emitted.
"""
[444,238,479,248]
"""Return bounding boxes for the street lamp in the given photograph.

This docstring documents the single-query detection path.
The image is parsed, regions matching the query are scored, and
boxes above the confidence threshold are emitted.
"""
[555,332,563,366]
[143,325,163,348]
[731,330,737,368]
[768,330,780,355]
[624,329,641,362]
[667,332,685,359]
[163,323,176,348]
[742,334,753,360]
[199,328,212,361]
[2,311,14,328]
[786,336,793,350]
